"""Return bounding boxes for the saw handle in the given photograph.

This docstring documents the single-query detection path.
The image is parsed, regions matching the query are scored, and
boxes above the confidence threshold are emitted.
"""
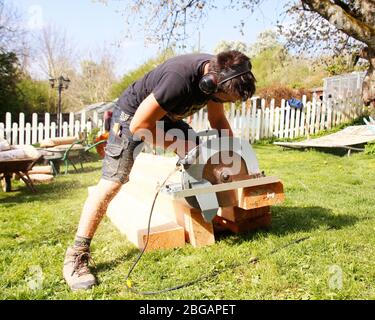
[176,146,200,169]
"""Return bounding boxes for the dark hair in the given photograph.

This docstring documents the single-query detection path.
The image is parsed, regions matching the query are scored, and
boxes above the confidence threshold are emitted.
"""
[209,50,256,100]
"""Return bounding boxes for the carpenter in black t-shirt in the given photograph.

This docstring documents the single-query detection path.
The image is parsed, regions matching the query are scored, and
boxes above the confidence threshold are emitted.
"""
[117,53,214,121]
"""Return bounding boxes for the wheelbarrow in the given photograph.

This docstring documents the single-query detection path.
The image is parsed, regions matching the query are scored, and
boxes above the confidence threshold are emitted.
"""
[0,156,41,192]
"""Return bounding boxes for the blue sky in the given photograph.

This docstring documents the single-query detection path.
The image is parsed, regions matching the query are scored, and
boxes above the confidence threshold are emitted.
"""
[13,0,289,77]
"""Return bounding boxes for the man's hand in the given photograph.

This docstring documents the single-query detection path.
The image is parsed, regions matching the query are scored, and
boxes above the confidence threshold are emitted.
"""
[207,100,234,137]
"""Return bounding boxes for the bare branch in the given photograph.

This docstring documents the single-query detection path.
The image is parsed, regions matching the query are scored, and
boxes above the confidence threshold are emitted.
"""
[302,0,375,47]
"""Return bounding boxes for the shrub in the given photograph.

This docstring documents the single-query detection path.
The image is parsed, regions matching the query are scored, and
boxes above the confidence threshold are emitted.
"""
[256,85,312,107]
[365,141,375,155]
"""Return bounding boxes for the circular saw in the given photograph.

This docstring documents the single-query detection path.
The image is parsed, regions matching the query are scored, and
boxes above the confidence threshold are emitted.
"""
[161,132,266,222]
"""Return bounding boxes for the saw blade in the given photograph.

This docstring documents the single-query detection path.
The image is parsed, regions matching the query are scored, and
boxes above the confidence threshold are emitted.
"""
[202,151,252,207]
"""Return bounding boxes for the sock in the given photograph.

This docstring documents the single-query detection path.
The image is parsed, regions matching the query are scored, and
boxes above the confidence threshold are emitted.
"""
[73,235,92,249]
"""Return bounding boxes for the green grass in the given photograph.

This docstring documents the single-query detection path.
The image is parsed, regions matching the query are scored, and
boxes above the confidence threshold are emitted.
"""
[1,146,375,300]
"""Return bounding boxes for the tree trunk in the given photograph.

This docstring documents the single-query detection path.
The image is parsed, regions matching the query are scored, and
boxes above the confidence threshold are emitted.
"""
[361,47,375,108]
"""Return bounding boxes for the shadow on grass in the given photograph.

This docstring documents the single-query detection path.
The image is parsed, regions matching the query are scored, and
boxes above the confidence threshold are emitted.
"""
[275,145,365,157]
[216,206,360,244]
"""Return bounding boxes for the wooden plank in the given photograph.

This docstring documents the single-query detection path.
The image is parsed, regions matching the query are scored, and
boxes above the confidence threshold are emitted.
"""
[285,104,290,138]
[28,173,54,184]
[320,100,326,131]
[50,122,56,139]
[241,101,246,140]
[274,107,280,138]
[32,114,38,144]
[12,122,18,145]
[305,101,311,138]
[214,208,271,234]
[5,112,11,143]
[125,153,215,247]
[102,185,186,252]
[0,122,4,140]
[19,113,25,145]
[74,120,80,137]
[300,107,306,137]
[44,113,50,140]
[269,100,275,138]
[184,207,215,247]
[167,176,281,199]
[69,113,74,137]
[279,99,285,139]
[245,104,251,142]
[316,100,322,132]
[251,99,257,143]
[38,123,44,143]
[218,206,269,222]
[237,181,285,210]
[255,108,261,141]
[295,107,301,138]
[290,107,295,139]
[310,99,316,135]
[28,165,53,175]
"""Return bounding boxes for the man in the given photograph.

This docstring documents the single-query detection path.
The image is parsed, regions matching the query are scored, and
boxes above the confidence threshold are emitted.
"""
[63,50,256,290]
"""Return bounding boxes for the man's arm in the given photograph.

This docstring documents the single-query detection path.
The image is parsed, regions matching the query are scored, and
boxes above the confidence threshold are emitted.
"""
[129,93,195,157]
[207,100,234,137]
[129,93,166,134]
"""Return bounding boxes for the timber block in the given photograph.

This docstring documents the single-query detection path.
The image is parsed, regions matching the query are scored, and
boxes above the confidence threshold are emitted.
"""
[183,207,215,247]
[218,206,270,222]
[238,181,284,210]
[28,165,53,175]
[214,207,271,234]
[28,173,54,184]
[89,185,185,251]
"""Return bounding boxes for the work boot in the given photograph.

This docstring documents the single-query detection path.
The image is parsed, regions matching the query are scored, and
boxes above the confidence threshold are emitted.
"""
[63,246,96,291]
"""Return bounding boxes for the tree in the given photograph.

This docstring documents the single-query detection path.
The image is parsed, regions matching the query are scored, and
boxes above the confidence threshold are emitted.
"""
[0,50,22,119]
[0,2,54,117]
[248,30,281,58]
[70,51,117,109]
[214,40,248,55]
[0,1,23,50]
[35,24,77,79]
[107,0,374,107]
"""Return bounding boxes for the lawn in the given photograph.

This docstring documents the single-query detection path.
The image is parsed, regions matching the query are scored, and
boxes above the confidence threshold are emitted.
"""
[1,145,375,300]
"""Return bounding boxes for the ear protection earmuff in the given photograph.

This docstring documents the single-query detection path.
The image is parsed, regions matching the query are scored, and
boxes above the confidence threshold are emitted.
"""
[199,62,251,95]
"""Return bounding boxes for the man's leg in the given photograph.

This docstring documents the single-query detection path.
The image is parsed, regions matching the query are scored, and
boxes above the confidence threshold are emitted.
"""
[63,108,142,291]
[63,179,121,291]
[76,179,122,238]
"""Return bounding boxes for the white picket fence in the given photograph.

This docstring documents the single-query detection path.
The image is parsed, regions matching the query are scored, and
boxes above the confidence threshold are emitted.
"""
[0,111,104,145]
[0,93,364,146]
[192,93,363,142]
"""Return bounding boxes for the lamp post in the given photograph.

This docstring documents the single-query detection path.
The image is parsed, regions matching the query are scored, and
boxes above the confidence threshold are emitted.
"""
[49,75,70,137]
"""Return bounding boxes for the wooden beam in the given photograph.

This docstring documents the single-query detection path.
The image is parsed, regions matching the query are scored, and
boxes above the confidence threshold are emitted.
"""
[218,206,270,222]
[166,176,281,199]
[128,184,215,247]
[28,165,53,175]
[127,153,215,247]
[214,207,272,234]
[89,185,186,251]
[237,181,285,210]
[184,207,215,247]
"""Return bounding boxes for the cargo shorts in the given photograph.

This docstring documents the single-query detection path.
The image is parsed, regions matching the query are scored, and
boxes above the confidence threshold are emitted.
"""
[101,105,199,184]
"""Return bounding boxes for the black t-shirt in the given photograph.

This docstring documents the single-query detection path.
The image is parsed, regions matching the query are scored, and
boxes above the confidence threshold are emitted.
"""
[117,53,214,121]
